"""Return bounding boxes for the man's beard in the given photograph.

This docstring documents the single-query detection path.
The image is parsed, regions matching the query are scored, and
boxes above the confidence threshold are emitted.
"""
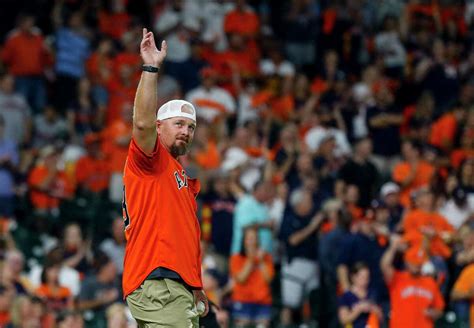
[170,141,189,157]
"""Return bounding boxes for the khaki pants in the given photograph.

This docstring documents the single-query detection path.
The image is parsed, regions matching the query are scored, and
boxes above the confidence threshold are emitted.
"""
[126,279,199,327]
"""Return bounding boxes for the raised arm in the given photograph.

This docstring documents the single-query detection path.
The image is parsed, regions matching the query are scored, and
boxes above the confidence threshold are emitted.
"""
[381,234,402,283]
[133,28,167,154]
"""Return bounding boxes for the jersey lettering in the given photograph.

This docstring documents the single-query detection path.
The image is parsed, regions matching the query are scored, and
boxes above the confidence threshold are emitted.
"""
[174,170,188,190]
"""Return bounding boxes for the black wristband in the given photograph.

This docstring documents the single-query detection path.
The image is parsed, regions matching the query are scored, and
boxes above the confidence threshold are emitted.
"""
[142,65,160,73]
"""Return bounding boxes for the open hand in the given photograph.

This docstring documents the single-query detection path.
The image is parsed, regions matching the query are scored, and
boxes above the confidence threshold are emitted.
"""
[140,28,167,67]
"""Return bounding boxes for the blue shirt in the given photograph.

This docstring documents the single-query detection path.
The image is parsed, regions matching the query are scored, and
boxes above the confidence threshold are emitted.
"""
[279,207,318,262]
[338,290,375,328]
[337,232,386,300]
[0,138,19,197]
[55,28,90,78]
[231,194,272,254]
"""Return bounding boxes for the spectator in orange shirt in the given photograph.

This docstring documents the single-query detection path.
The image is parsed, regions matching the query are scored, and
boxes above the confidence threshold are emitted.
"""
[98,1,131,41]
[101,107,132,204]
[392,139,435,208]
[214,33,259,87]
[86,38,115,123]
[190,121,222,171]
[230,226,274,328]
[223,0,260,58]
[402,187,454,260]
[35,263,73,314]
[381,235,444,328]
[429,103,466,151]
[113,30,142,81]
[28,146,73,221]
[400,91,435,141]
[450,128,474,169]
[105,64,136,125]
[75,133,110,196]
[224,0,259,38]
[1,13,52,112]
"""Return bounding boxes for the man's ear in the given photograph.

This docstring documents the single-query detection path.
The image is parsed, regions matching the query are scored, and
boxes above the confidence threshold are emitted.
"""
[156,120,161,134]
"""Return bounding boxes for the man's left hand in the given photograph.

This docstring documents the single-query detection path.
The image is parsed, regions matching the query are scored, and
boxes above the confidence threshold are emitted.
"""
[193,289,209,317]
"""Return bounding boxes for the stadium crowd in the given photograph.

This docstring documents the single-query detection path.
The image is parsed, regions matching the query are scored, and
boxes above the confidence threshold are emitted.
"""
[0,0,474,327]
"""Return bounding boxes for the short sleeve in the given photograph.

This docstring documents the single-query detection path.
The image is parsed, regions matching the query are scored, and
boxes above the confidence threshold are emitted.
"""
[229,254,244,278]
[126,136,164,176]
[453,266,474,296]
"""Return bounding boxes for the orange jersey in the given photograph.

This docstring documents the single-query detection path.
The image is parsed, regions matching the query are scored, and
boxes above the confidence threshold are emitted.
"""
[403,209,454,258]
[102,119,132,173]
[230,253,274,305]
[392,161,434,207]
[224,10,260,37]
[1,30,52,76]
[122,137,202,297]
[453,264,474,328]
[388,271,444,328]
[429,113,457,150]
[75,155,111,193]
[35,284,71,312]
[28,166,73,210]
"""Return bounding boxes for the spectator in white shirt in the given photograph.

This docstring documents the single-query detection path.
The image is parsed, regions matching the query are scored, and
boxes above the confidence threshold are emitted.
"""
[186,67,236,136]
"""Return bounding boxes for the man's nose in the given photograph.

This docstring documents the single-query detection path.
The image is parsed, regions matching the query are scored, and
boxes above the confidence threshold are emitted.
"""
[180,126,190,136]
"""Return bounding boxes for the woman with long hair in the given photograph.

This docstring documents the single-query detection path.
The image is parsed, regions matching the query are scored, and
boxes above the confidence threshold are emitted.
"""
[230,226,274,328]
[338,262,382,328]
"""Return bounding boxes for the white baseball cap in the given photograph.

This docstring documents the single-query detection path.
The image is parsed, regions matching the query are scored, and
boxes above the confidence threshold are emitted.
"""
[156,99,197,122]
[380,182,400,198]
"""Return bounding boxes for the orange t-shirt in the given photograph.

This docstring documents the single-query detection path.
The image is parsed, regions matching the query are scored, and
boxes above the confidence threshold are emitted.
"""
[214,50,258,80]
[230,253,274,305]
[388,271,444,328]
[429,113,457,150]
[224,10,260,37]
[36,284,71,312]
[1,30,52,76]
[98,11,131,40]
[453,264,474,328]
[102,120,132,173]
[75,155,111,193]
[450,149,474,169]
[122,137,202,297]
[392,161,435,208]
[113,52,142,79]
[403,209,454,258]
[28,166,72,210]
[106,79,136,125]
[194,140,221,170]
[86,53,113,86]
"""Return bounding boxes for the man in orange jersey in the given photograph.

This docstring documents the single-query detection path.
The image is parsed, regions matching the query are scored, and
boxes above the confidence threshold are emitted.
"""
[123,28,208,327]
[381,234,444,328]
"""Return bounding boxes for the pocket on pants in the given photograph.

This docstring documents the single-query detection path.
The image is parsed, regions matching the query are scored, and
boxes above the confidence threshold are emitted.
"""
[144,279,172,310]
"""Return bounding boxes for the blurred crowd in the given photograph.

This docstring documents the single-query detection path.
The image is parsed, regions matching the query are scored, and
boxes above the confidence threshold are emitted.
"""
[0,0,474,327]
